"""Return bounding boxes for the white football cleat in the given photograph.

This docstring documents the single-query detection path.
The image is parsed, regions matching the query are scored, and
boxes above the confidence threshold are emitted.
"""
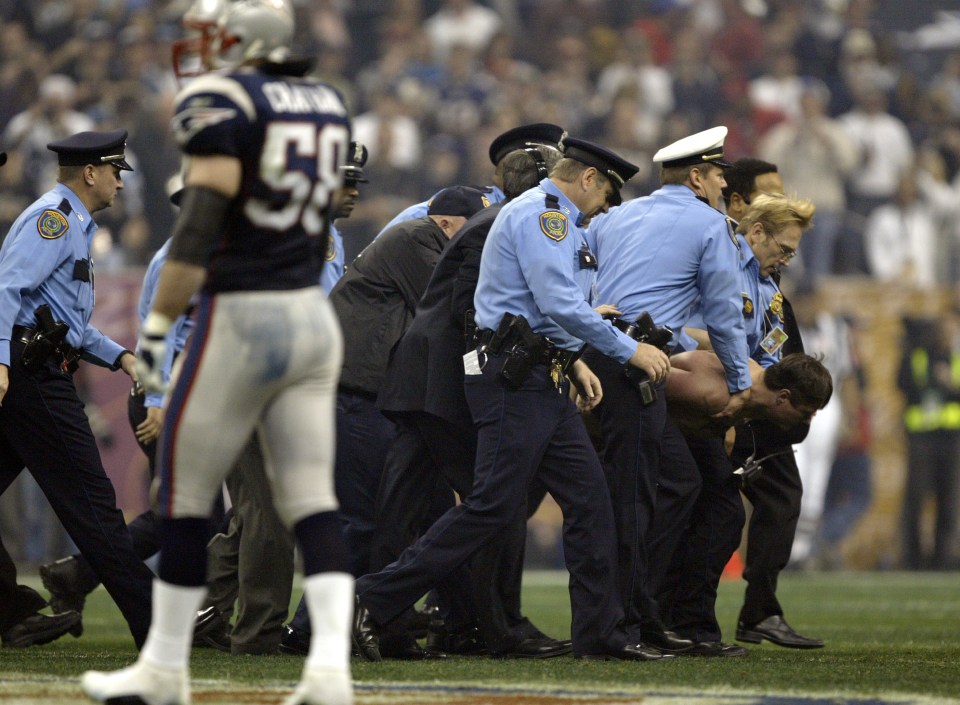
[282,667,353,705]
[81,660,189,705]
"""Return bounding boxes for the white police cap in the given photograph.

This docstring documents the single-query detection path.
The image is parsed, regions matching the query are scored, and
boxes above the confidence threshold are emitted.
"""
[652,126,733,169]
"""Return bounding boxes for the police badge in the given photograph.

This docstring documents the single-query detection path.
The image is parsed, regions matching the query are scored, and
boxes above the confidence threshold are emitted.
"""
[769,291,784,318]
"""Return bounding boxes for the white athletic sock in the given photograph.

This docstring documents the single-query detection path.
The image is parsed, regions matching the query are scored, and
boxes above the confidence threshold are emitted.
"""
[140,579,208,670]
[303,572,354,672]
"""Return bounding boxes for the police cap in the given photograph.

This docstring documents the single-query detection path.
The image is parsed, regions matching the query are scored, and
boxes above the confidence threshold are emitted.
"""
[342,141,369,184]
[427,185,489,218]
[488,123,565,166]
[560,136,640,204]
[47,129,133,171]
[653,126,733,170]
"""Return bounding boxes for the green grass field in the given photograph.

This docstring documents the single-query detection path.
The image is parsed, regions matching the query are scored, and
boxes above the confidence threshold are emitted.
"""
[2,570,958,704]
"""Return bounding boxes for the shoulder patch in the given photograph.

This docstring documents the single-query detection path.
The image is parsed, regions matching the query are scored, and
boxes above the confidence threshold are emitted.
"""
[325,233,337,262]
[38,210,69,239]
[539,210,568,242]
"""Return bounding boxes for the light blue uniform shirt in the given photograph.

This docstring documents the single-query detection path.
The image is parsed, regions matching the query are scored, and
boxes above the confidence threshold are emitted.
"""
[473,179,636,363]
[136,239,195,407]
[688,232,778,368]
[592,184,751,392]
[0,183,124,368]
[376,185,506,238]
[319,223,344,294]
[755,271,786,369]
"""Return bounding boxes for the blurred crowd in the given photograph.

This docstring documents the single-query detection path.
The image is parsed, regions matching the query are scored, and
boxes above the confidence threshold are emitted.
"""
[1,0,960,290]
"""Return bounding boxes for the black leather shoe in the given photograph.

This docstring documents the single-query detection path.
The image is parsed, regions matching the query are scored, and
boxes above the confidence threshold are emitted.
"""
[575,643,670,661]
[407,603,440,640]
[1,610,82,648]
[425,622,487,655]
[493,636,573,659]
[736,615,824,649]
[639,628,694,654]
[379,633,446,660]
[683,640,748,657]
[192,607,230,652]
[278,625,310,656]
[40,557,92,636]
[352,598,381,662]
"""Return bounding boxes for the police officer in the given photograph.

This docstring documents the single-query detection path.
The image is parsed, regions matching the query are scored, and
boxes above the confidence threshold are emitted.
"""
[39,185,196,636]
[0,129,154,648]
[586,126,752,655]
[375,123,565,235]
[372,146,568,658]
[354,137,671,661]
[320,141,369,293]
[0,149,82,651]
[721,160,825,649]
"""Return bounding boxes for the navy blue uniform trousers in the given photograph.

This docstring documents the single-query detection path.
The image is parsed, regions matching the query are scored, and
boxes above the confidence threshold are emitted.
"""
[356,355,625,656]
[368,411,549,651]
[0,341,153,647]
[582,349,671,638]
[655,434,743,642]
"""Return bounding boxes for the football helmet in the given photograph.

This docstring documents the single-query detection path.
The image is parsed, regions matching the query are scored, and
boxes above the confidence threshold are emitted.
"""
[214,0,294,67]
[171,0,226,80]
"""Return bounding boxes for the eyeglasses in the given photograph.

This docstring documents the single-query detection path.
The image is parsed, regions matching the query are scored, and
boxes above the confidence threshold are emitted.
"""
[768,231,797,261]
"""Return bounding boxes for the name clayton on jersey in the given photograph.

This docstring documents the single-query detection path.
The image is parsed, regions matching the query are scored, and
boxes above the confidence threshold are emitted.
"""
[262,82,347,116]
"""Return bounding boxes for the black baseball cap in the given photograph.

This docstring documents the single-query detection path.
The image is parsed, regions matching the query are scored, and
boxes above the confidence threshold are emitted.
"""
[427,185,490,218]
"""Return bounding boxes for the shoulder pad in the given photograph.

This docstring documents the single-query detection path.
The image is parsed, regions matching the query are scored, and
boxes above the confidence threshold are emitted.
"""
[37,207,70,240]
[172,74,256,147]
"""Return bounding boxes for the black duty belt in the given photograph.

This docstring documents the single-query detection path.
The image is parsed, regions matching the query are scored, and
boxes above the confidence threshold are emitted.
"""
[12,325,82,367]
[474,328,580,373]
[611,317,644,342]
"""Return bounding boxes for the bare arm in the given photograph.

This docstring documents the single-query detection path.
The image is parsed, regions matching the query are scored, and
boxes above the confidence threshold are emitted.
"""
[666,351,757,436]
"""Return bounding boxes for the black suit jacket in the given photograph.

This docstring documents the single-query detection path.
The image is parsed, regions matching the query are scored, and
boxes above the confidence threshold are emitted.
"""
[330,216,447,395]
[377,205,503,429]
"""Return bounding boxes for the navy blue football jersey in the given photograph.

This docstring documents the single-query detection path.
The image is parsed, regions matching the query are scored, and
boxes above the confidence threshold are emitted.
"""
[171,67,350,292]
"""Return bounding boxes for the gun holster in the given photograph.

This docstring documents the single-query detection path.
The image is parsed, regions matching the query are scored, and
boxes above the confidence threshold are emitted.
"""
[613,311,673,407]
[20,305,70,372]
[483,313,546,389]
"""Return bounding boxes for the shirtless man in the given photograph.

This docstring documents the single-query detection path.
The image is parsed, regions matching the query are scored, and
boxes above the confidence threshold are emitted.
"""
[666,350,832,438]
